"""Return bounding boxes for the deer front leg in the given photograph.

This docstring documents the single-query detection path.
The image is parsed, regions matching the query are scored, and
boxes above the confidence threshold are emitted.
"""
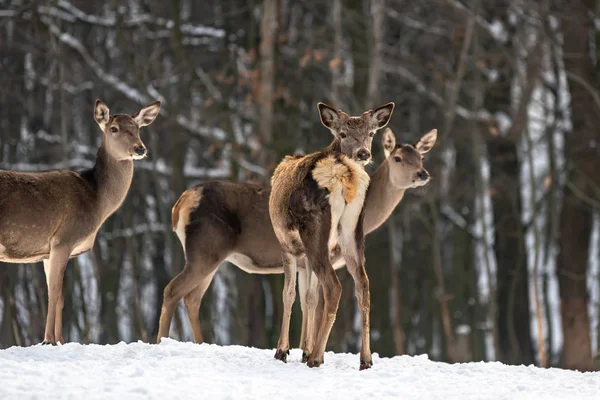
[42,248,71,345]
[274,253,297,362]
[346,256,372,370]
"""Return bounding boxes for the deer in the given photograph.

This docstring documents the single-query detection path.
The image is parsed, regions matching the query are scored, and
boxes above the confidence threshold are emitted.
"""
[268,102,396,370]
[0,99,160,345]
[297,127,437,363]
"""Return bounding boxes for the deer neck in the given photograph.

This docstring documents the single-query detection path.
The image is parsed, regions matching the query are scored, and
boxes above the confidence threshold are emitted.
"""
[325,138,341,154]
[90,145,134,220]
[363,160,406,234]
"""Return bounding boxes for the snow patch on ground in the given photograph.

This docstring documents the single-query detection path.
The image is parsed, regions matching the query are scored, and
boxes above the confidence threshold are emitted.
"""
[0,339,598,400]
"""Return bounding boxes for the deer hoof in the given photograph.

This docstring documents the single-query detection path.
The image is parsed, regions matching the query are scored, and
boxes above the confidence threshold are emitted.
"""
[41,340,54,346]
[359,360,373,370]
[307,358,322,368]
[301,352,309,363]
[274,348,289,362]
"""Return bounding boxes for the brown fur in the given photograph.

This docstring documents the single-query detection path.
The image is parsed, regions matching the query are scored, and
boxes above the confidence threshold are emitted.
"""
[0,99,160,345]
[267,102,396,369]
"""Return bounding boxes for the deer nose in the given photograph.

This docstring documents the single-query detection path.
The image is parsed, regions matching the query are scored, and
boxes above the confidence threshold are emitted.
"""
[134,146,146,156]
[357,149,371,161]
[417,170,429,181]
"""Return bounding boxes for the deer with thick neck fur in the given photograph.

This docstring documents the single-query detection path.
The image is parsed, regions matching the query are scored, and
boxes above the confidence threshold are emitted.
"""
[298,127,437,361]
[156,127,436,352]
[269,102,394,370]
[0,99,160,345]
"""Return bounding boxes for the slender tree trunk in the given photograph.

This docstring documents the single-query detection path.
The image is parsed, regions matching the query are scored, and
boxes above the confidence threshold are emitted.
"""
[259,0,278,166]
[366,0,383,107]
[557,0,596,372]
[332,0,344,108]
[524,126,547,368]
[388,216,405,355]
[487,136,534,365]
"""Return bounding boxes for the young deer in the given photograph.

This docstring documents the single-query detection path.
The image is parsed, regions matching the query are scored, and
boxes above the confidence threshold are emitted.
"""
[0,99,160,345]
[297,127,437,361]
[269,102,394,370]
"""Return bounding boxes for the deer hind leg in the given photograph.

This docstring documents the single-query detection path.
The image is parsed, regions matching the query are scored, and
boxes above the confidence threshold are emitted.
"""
[157,259,215,344]
[310,283,325,360]
[300,228,341,368]
[42,247,71,345]
[298,262,308,351]
[183,267,219,344]
[274,252,297,362]
[300,268,320,363]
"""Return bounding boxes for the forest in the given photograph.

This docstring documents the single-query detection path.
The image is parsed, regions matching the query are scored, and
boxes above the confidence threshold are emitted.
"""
[0,0,599,372]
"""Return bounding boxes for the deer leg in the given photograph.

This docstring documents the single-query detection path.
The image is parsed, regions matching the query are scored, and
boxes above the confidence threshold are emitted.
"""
[300,228,341,367]
[306,263,341,368]
[310,282,325,361]
[301,268,320,363]
[157,262,207,343]
[346,257,372,370]
[42,247,71,345]
[274,253,297,362]
[54,291,65,344]
[183,267,218,344]
[44,260,66,345]
[342,216,372,370]
[298,264,308,351]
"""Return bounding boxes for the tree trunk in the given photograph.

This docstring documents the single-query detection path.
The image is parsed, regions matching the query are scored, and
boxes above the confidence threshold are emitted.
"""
[258,0,278,167]
[388,216,405,355]
[366,0,384,107]
[332,0,344,108]
[557,0,596,372]
[488,136,534,365]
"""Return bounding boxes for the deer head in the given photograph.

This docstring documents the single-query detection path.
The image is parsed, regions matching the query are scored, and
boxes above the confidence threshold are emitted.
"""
[382,128,437,188]
[318,102,395,165]
[94,99,161,161]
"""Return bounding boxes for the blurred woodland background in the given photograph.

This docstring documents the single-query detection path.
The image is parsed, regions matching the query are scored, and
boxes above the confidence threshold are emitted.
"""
[0,0,600,372]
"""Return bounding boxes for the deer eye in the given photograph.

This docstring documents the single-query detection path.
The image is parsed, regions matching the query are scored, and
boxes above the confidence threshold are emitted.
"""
[394,156,402,163]
[110,127,118,133]
[339,132,347,139]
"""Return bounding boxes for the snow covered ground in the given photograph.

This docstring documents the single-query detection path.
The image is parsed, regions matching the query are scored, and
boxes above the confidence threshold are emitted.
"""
[0,339,598,400]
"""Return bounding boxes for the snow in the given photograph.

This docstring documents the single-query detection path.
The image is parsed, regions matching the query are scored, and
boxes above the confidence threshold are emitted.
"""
[0,340,598,400]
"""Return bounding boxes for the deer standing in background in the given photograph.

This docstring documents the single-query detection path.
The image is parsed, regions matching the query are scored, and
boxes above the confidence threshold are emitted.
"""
[269,102,394,370]
[0,99,160,345]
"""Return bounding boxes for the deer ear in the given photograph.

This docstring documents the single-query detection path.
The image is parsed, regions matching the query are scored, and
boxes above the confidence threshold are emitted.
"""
[415,129,437,154]
[370,102,395,129]
[318,102,340,130]
[382,128,396,158]
[133,101,161,127]
[94,99,110,131]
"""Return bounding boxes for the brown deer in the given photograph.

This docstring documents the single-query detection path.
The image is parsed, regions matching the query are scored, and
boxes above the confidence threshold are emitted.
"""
[268,102,395,370]
[0,99,160,345]
[297,127,437,362]
[156,126,436,357]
